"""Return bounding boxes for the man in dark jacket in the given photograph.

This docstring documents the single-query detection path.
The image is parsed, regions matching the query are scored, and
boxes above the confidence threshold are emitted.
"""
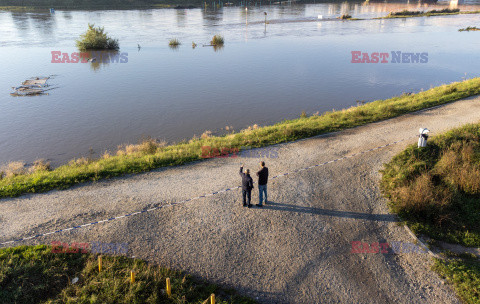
[239,164,254,208]
[256,161,268,207]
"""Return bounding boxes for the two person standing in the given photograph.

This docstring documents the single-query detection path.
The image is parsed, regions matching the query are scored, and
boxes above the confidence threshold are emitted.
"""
[239,161,269,208]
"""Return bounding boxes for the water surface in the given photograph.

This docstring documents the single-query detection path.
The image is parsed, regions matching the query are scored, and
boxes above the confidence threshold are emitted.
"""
[1,1,479,165]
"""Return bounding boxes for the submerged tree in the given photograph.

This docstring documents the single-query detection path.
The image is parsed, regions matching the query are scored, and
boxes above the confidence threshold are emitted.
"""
[76,24,119,51]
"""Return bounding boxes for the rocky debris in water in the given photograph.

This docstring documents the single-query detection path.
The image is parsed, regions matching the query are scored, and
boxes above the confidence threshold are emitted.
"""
[11,76,55,97]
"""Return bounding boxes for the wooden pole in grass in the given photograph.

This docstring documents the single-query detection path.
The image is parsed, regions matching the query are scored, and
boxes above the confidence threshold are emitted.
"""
[166,278,171,297]
[98,255,102,272]
[211,293,215,304]
[130,271,135,283]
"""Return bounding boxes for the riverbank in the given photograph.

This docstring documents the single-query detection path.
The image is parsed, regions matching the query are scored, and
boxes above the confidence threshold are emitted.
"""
[0,245,256,304]
[1,77,480,199]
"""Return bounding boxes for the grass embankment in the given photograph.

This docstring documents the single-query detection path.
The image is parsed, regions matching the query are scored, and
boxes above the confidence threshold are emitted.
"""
[381,121,480,304]
[0,245,255,304]
[433,252,480,304]
[1,78,480,199]
[379,8,480,19]
[381,122,480,247]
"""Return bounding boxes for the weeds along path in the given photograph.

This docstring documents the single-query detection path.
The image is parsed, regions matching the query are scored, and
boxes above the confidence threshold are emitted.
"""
[1,96,480,303]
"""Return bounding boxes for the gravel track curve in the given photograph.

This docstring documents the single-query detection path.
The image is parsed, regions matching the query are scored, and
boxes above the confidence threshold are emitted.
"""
[2,96,480,303]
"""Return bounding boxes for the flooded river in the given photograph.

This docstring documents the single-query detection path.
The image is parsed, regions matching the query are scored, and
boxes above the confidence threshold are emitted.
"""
[0,1,479,165]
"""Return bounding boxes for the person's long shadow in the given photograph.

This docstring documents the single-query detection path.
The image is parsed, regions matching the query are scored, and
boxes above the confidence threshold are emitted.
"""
[261,201,398,222]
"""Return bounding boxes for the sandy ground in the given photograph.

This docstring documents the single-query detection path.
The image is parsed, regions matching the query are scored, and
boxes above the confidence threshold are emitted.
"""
[1,96,480,303]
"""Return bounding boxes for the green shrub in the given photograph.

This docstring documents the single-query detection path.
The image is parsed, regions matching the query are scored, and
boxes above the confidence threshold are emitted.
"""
[76,24,119,51]
[429,8,460,14]
[210,35,224,46]
[339,14,352,19]
[169,38,181,47]
[388,10,424,16]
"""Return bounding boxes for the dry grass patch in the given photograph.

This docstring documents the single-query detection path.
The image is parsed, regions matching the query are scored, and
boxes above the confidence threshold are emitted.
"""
[2,161,27,178]
[381,123,480,246]
[31,159,51,172]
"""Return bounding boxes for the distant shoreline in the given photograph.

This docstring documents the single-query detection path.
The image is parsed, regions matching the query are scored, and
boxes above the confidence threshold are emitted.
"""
[2,4,480,21]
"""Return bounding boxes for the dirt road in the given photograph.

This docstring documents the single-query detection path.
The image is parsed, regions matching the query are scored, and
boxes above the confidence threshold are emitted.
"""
[2,96,479,303]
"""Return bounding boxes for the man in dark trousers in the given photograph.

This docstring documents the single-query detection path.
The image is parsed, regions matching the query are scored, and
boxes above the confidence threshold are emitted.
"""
[239,164,254,208]
[256,161,268,207]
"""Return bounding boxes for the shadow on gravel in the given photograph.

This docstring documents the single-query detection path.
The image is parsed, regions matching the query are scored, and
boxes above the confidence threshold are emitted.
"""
[261,202,398,222]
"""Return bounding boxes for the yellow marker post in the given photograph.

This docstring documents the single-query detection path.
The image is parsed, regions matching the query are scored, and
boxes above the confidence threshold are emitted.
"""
[98,255,102,272]
[166,278,171,297]
[130,271,135,283]
[211,294,215,304]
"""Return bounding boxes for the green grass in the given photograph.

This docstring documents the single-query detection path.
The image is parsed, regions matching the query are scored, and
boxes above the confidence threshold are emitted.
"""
[433,252,480,304]
[459,26,480,32]
[380,122,480,247]
[0,245,256,304]
[76,24,119,51]
[1,78,480,199]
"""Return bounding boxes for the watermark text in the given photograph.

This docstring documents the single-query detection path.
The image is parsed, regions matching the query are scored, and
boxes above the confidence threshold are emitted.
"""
[351,51,428,63]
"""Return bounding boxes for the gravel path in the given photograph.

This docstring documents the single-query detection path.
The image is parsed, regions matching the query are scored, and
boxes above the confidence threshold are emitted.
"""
[2,96,480,303]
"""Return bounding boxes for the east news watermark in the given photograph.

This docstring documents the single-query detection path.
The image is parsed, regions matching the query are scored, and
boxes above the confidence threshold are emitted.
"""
[351,241,429,254]
[201,146,279,159]
[51,241,128,254]
[51,51,128,63]
[351,51,428,63]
